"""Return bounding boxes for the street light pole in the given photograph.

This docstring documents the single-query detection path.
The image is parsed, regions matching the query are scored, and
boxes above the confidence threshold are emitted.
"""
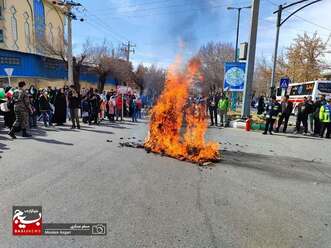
[67,5,73,86]
[235,8,241,62]
[270,0,323,96]
[270,5,282,97]
[52,1,84,86]
[228,6,251,62]
[242,0,260,118]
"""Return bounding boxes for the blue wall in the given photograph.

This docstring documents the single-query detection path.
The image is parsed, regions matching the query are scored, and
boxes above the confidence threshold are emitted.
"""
[0,49,116,85]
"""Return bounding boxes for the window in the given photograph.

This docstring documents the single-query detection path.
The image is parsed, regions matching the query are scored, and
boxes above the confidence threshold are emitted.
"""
[10,6,18,50]
[318,83,331,94]
[24,12,31,51]
[48,23,54,46]
[289,83,315,96]
[0,29,3,43]
[0,56,21,65]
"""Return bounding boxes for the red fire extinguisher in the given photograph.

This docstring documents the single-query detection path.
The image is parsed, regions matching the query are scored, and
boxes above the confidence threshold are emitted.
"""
[245,118,251,132]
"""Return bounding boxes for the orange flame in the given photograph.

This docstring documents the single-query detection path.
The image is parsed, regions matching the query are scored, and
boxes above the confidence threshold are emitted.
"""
[144,57,220,164]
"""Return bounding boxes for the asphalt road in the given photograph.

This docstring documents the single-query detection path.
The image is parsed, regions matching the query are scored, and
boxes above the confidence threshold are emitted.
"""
[0,118,330,248]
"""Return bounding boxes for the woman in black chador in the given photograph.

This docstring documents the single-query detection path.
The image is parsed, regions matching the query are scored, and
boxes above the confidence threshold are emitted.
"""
[53,88,67,125]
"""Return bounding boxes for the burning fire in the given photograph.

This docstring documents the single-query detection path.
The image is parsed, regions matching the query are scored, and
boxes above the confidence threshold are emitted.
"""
[144,57,220,164]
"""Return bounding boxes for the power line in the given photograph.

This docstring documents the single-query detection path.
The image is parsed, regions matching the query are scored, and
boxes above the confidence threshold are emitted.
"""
[99,0,252,19]
[263,0,331,32]
[83,20,123,43]
[91,0,176,13]
[79,6,130,43]
[94,0,224,15]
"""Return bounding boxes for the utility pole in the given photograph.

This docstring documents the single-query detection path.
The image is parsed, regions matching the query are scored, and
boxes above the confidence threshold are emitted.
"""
[242,0,260,118]
[67,5,73,85]
[270,0,322,96]
[227,5,251,112]
[52,1,84,85]
[121,41,136,62]
[227,5,251,62]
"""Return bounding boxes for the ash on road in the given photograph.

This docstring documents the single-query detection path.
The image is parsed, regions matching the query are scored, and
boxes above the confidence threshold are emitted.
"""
[0,120,330,248]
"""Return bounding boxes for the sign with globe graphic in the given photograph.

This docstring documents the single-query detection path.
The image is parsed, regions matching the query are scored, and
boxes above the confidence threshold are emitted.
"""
[224,62,246,92]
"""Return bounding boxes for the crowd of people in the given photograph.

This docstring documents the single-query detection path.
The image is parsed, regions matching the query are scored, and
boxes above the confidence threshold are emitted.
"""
[258,95,331,138]
[0,81,144,139]
[206,91,230,127]
[204,90,331,139]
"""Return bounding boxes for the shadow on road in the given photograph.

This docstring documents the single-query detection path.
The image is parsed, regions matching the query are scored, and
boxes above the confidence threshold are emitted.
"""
[0,141,9,154]
[283,134,323,140]
[220,150,331,184]
[79,128,114,135]
[101,123,130,129]
[30,137,74,146]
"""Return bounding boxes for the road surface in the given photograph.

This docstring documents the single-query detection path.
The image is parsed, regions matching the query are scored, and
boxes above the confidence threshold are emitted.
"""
[0,119,330,248]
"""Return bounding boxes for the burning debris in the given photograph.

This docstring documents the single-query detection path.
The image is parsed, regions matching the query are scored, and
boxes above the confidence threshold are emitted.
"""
[143,57,220,165]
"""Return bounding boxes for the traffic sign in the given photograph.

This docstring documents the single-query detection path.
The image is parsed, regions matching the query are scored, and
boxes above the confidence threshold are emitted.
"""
[280,77,290,88]
[4,68,14,77]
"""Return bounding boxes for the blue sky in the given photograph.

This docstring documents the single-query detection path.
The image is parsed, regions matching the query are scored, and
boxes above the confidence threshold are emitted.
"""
[72,0,331,68]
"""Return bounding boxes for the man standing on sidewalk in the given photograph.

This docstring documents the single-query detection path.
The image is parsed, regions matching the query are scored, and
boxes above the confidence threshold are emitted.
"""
[207,92,218,126]
[319,97,331,139]
[276,95,293,133]
[68,85,81,129]
[8,81,32,138]
[295,97,311,135]
[263,95,281,135]
[218,95,229,127]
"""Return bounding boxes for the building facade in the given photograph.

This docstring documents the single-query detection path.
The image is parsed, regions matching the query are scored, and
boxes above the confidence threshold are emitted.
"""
[0,0,115,89]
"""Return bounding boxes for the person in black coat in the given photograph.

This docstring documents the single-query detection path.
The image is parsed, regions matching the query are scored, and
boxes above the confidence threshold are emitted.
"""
[257,96,265,115]
[68,85,81,129]
[276,95,293,133]
[53,88,67,125]
[39,90,52,127]
[87,88,101,125]
[295,97,313,134]
[3,87,15,129]
[207,92,219,126]
[263,95,281,135]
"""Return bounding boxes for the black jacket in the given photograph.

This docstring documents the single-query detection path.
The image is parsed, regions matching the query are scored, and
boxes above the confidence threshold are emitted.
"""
[39,95,50,112]
[68,90,81,109]
[265,101,281,119]
[298,102,313,117]
[280,101,293,116]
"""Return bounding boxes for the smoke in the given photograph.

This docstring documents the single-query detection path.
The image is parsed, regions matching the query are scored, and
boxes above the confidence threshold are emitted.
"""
[166,0,218,52]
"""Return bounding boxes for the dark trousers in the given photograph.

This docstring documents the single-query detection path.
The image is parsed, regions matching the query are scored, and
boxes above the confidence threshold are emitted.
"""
[320,122,331,138]
[209,107,218,125]
[116,108,123,121]
[70,108,80,127]
[296,114,308,133]
[277,113,290,132]
[314,116,321,134]
[265,118,276,133]
[89,112,98,124]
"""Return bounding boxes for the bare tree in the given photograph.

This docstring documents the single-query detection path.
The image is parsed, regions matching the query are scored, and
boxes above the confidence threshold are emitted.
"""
[141,65,166,103]
[39,36,91,91]
[134,64,148,95]
[196,42,235,94]
[85,40,113,92]
[253,57,272,96]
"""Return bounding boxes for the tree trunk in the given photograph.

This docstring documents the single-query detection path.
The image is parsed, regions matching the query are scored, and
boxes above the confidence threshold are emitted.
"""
[73,57,81,92]
[98,73,107,92]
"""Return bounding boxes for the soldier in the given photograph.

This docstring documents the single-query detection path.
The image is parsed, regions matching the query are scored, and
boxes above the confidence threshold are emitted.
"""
[8,81,32,139]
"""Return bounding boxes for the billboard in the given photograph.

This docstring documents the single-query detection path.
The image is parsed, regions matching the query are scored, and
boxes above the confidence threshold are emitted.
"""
[224,62,246,92]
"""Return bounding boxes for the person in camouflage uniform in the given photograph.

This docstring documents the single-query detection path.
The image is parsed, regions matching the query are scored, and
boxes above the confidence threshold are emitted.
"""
[8,81,32,139]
